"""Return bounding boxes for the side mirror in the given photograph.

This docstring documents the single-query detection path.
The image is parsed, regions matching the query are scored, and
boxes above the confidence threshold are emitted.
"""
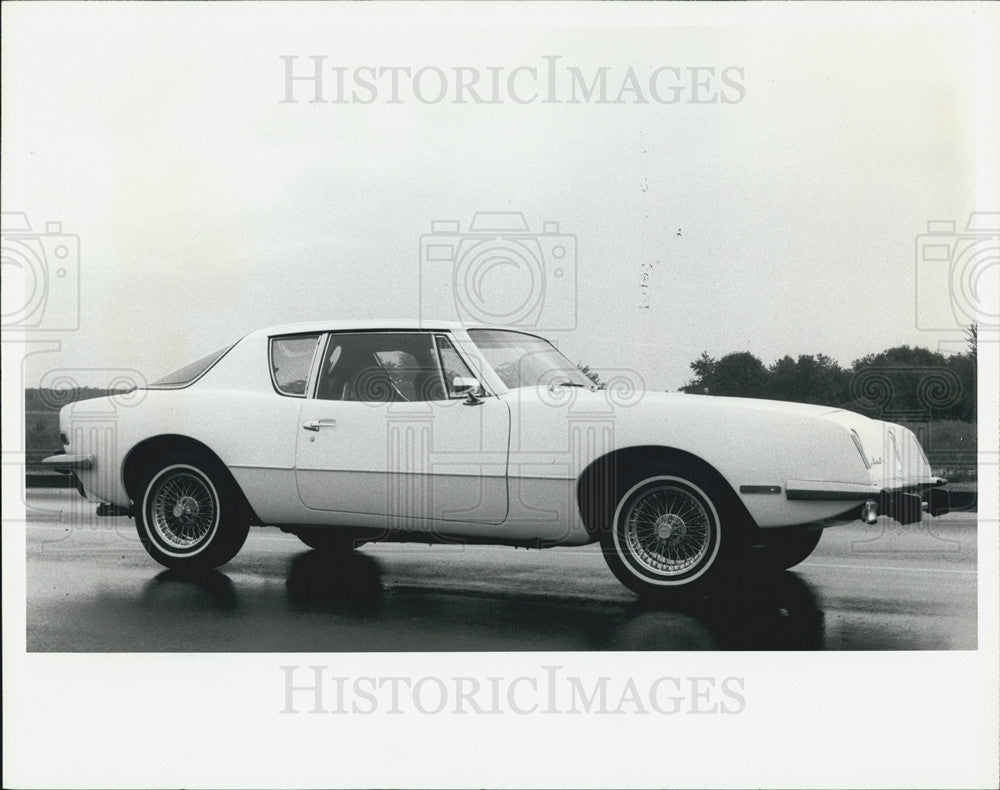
[453,376,485,405]
[452,376,481,394]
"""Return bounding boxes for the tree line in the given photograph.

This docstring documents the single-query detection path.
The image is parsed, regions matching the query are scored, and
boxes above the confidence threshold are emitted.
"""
[677,325,977,422]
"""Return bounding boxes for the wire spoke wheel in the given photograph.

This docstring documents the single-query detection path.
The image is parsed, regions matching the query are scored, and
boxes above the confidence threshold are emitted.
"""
[136,452,250,570]
[147,467,219,552]
[603,470,729,598]
[622,484,712,577]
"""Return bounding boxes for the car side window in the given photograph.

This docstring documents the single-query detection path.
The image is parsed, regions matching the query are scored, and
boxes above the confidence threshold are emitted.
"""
[435,335,479,398]
[316,332,448,402]
[270,334,321,396]
[374,350,422,401]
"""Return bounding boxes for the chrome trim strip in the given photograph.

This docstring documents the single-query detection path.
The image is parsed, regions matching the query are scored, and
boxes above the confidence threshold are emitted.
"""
[305,332,329,399]
[850,429,871,469]
[786,489,870,501]
[228,464,295,472]
[739,485,782,495]
[294,466,508,478]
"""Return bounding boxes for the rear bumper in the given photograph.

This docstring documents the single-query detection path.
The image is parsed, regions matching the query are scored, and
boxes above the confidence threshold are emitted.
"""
[40,453,94,473]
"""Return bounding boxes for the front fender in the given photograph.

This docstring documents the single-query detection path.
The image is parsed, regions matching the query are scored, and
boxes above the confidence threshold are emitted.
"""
[506,389,873,529]
[615,396,872,528]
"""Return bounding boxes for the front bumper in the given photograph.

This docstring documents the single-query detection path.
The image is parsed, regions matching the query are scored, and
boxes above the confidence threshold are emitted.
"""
[785,478,949,525]
[876,486,950,525]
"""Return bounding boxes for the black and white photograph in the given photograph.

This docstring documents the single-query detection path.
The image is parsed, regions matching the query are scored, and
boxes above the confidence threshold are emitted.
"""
[3,2,998,788]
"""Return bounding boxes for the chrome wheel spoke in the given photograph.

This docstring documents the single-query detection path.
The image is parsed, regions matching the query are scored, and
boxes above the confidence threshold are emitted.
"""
[149,468,218,551]
[623,483,713,577]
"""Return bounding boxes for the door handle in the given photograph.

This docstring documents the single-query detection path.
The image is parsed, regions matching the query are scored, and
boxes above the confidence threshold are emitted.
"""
[303,419,337,431]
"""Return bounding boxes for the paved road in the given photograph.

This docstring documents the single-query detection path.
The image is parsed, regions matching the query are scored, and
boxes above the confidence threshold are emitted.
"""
[22,490,978,651]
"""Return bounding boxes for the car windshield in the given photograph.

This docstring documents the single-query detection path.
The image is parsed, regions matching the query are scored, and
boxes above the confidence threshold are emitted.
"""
[466,329,595,390]
[149,344,233,388]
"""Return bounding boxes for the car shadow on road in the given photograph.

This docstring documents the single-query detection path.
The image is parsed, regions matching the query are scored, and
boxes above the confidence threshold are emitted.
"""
[279,549,825,650]
[621,571,825,650]
[124,553,825,650]
[285,549,385,613]
[141,568,240,612]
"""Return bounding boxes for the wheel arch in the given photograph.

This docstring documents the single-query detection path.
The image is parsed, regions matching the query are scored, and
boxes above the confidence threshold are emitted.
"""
[575,444,758,540]
[122,434,262,524]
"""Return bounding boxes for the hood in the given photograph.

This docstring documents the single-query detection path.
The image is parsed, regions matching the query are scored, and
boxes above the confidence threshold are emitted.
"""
[560,387,849,421]
[651,392,845,419]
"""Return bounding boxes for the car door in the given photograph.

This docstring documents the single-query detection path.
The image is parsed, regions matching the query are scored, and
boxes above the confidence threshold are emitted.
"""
[295,331,510,526]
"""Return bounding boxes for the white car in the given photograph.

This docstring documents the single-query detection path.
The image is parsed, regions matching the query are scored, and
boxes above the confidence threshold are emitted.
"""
[43,321,950,599]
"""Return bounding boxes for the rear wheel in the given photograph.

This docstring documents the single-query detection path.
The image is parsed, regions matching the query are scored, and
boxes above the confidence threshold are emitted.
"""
[135,452,250,570]
[600,463,746,602]
[751,528,823,571]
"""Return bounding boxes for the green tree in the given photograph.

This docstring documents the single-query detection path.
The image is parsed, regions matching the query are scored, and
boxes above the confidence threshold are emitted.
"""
[848,345,967,418]
[768,353,849,406]
[949,323,977,421]
[680,351,769,398]
[678,335,974,421]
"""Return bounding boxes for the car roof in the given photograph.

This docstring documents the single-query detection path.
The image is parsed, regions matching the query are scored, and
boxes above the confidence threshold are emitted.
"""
[248,319,505,338]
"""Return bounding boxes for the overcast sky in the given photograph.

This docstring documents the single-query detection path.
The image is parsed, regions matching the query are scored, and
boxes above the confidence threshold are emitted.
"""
[3,3,996,391]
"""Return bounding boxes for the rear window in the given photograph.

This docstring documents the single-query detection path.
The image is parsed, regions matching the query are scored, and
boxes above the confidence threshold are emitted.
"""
[149,344,233,389]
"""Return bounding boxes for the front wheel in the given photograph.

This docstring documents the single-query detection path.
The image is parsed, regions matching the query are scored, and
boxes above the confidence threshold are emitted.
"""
[600,467,742,602]
[135,452,250,570]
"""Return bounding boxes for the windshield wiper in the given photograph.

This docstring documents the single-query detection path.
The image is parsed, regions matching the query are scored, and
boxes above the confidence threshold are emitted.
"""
[548,380,590,389]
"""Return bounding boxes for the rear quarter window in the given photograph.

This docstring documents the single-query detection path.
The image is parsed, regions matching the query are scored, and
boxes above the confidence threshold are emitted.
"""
[270,334,321,396]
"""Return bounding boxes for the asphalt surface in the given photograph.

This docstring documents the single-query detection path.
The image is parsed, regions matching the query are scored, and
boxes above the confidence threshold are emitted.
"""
[23,490,978,651]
